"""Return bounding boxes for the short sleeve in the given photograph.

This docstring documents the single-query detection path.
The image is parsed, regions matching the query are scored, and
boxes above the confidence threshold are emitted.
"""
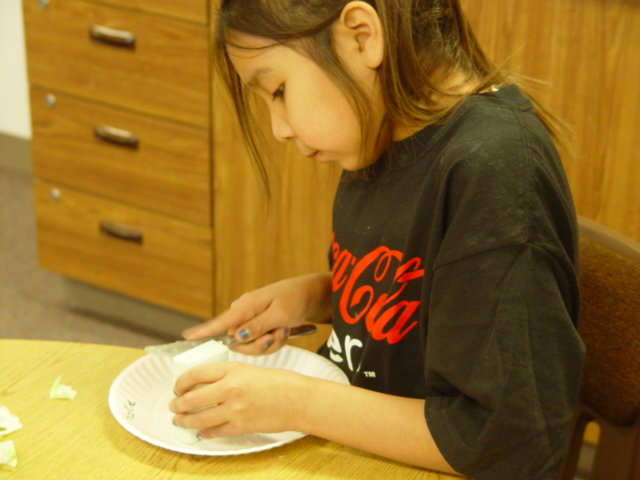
[425,244,584,479]
[422,99,585,479]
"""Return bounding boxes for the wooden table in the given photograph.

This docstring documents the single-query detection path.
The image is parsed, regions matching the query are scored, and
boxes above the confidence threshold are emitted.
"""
[0,340,462,479]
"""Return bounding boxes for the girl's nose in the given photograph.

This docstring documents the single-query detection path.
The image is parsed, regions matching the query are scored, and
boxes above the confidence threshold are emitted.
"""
[271,112,295,143]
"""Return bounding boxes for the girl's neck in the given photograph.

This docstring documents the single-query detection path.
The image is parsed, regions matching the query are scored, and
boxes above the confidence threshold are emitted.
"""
[392,71,485,142]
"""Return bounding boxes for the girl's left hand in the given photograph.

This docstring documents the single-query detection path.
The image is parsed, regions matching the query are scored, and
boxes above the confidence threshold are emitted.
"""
[169,362,308,438]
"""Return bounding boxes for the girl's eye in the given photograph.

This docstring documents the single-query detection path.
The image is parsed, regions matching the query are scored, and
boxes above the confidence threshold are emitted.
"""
[272,85,285,100]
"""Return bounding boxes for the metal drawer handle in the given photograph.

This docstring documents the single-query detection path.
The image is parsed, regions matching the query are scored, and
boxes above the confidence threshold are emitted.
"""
[94,125,139,149]
[90,25,135,49]
[100,221,143,244]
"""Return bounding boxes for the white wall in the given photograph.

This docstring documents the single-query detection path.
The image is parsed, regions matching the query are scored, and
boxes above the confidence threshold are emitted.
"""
[0,0,32,139]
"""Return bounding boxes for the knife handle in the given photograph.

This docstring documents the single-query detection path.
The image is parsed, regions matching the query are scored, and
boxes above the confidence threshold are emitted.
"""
[228,323,317,346]
[144,324,319,355]
[288,324,317,339]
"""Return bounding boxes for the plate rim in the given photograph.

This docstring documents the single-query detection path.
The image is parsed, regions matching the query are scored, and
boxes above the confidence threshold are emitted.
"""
[108,345,347,456]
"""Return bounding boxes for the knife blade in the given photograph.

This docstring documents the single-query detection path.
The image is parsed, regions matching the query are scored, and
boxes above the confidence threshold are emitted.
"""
[144,324,317,356]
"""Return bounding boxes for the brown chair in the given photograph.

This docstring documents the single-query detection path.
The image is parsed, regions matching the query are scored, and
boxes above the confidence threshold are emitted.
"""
[560,216,640,480]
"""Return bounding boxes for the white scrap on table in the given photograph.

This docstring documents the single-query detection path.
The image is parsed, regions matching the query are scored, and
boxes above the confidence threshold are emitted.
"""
[0,406,22,437]
[0,440,17,467]
[0,407,21,468]
[50,376,77,400]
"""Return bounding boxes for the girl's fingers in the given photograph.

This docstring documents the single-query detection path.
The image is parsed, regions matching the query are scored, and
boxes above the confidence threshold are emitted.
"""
[228,299,293,344]
[182,309,240,339]
[198,422,243,439]
[228,332,278,355]
[230,326,292,356]
[174,408,244,439]
[173,362,230,396]
[183,291,274,341]
[172,400,230,430]
[171,363,305,438]
[182,297,263,339]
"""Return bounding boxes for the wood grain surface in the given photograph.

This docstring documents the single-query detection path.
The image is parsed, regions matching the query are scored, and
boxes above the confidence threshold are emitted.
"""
[94,0,208,24]
[23,0,210,126]
[33,181,214,317]
[30,88,212,225]
[0,340,463,479]
[462,0,640,242]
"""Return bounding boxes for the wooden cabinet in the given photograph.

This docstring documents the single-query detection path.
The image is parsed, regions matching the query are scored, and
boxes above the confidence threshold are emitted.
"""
[34,180,214,317]
[23,0,210,126]
[23,0,338,320]
[30,88,211,224]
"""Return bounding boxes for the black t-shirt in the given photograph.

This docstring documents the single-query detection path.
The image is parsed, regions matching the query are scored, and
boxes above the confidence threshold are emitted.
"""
[318,85,585,480]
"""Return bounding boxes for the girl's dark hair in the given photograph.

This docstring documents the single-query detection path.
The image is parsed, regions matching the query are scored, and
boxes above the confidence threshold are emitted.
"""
[214,0,566,189]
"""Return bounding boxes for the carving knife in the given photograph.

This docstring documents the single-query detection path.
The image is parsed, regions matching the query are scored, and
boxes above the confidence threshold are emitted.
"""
[144,324,317,356]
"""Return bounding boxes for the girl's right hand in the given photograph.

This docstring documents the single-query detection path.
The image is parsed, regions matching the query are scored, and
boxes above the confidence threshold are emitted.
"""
[181,272,333,355]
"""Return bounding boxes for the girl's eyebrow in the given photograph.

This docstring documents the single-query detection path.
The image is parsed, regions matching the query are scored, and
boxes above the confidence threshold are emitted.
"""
[247,67,274,88]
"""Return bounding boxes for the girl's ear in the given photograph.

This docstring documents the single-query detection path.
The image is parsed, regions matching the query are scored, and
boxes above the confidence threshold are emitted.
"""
[334,1,384,69]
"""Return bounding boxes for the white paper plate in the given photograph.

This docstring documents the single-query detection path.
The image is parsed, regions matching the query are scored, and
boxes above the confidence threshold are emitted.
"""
[108,345,348,455]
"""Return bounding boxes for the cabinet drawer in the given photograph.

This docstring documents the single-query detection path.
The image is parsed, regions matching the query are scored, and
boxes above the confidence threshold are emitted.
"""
[23,0,210,127]
[95,0,208,24]
[30,88,212,225]
[34,180,214,318]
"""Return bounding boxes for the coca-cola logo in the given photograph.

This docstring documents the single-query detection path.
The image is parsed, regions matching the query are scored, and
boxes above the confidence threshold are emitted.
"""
[331,233,424,345]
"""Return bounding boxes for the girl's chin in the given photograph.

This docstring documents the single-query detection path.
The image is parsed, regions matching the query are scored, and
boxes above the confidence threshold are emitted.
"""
[339,155,375,171]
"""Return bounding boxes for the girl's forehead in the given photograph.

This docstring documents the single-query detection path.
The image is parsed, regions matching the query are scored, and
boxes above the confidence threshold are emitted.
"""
[226,33,301,69]
[226,30,278,52]
[226,38,291,84]
[225,34,285,70]
[226,42,283,73]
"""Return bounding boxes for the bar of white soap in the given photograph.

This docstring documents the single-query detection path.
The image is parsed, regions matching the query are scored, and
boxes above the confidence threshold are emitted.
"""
[172,339,229,383]
[171,340,229,444]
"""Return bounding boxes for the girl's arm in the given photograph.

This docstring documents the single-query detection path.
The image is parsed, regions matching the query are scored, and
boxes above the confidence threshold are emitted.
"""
[170,363,459,475]
[296,376,458,474]
[182,272,334,354]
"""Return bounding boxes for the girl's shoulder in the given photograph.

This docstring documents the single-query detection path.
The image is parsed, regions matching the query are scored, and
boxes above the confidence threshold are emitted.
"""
[395,84,541,162]
[429,84,556,170]
[464,84,534,115]
[446,84,537,143]
[372,85,558,188]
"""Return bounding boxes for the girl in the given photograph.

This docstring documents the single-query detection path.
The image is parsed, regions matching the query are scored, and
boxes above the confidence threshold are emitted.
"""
[169,1,585,479]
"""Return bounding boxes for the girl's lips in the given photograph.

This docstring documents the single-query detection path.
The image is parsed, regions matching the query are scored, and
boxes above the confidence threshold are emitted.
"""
[302,150,326,163]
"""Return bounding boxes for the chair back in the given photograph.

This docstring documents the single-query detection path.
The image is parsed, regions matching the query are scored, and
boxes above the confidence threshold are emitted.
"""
[560,216,640,480]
